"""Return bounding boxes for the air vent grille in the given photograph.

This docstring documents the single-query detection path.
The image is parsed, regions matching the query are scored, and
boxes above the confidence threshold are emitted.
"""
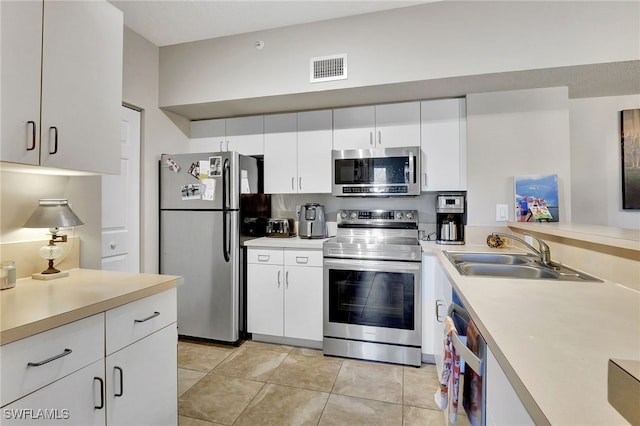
[310,54,347,83]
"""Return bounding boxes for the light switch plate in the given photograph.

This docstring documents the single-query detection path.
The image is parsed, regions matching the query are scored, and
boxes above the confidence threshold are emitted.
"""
[496,204,509,222]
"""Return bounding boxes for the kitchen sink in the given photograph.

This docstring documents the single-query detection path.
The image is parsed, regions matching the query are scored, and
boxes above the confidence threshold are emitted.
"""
[444,251,602,282]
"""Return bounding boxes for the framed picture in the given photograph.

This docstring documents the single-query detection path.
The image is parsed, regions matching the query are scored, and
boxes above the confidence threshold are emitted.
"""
[621,109,640,209]
[514,174,559,222]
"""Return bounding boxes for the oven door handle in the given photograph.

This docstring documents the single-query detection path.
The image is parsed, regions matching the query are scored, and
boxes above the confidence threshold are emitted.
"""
[323,257,421,273]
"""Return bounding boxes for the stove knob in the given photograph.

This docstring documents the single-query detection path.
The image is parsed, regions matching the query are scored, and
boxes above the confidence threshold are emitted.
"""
[340,212,347,219]
[395,211,404,220]
[406,212,414,220]
[350,212,358,219]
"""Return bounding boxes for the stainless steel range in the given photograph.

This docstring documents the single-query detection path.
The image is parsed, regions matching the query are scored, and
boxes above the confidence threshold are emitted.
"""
[323,209,422,367]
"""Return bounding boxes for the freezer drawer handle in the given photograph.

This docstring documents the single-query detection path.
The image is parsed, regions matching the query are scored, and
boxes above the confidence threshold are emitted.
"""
[258,254,270,262]
[27,348,72,367]
[114,366,124,397]
[94,377,104,409]
[134,311,160,323]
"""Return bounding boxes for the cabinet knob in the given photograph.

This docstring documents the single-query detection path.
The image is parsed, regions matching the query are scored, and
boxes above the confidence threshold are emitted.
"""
[110,242,117,250]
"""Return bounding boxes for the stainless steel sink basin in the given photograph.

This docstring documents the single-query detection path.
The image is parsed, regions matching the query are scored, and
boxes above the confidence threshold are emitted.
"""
[444,251,602,282]
[445,252,536,265]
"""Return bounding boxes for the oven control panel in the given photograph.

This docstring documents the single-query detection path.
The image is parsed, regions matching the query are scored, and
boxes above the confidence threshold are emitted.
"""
[337,209,418,227]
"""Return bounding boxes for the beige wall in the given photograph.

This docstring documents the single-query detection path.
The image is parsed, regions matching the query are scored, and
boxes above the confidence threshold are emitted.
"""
[569,95,640,229]
[466,87,572,226]
[122,27,190,273]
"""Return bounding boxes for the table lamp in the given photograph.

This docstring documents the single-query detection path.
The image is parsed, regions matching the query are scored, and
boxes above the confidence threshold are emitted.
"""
[23,199,84,280]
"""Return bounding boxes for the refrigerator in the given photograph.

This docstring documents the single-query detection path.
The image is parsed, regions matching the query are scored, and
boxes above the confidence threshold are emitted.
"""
[159,151,259,343]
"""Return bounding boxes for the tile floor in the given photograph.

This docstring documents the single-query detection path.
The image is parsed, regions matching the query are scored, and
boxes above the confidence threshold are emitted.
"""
[177,339,472,426]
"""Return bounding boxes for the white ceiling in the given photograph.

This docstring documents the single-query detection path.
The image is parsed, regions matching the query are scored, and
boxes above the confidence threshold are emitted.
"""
[108,0,429,47]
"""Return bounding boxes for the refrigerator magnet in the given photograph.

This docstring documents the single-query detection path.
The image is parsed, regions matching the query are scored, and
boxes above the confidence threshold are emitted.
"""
[165,156,181,172]
[209,156,222,177]
[181,183,201,200]
[188,162,200,180]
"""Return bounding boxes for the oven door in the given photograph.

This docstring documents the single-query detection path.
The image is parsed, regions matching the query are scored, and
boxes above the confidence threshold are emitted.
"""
[323,257,421,346]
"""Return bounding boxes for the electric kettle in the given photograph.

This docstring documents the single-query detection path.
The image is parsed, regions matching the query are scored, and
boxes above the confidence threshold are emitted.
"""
[298,203,327,239]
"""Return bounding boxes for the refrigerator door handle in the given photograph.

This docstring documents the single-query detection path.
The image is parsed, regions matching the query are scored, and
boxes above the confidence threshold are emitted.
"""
[222,158,231,262]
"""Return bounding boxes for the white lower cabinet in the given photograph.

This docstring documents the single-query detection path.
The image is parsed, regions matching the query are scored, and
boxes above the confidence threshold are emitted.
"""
[421,253,436,357]
[247,248,323,342]
[485,347,535,426]
[106,325,177,426]
[1,359,106,426]
[434,258,453,379]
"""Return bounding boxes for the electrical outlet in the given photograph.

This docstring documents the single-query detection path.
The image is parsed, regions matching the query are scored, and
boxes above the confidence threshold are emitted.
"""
[496,204,509,222]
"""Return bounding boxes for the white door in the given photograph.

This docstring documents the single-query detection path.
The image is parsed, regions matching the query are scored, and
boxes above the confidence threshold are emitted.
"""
[332,105,375,150]
[297,110,333,194]
[101,106,140,272]
[264,113,298,194]
[284,265,323,341]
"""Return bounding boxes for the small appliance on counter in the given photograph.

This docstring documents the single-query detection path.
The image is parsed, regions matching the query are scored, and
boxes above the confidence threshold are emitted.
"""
[266,218,295,238]
[298,203,327,239]
[436,194,466,244]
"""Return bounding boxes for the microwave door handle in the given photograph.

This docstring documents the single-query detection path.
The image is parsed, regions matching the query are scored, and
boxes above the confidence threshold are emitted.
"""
[408,153,415,184]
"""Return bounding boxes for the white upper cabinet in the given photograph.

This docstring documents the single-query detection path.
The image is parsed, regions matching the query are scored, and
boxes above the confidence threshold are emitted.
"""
[0,0,123,174]
[420,98,467,191]
[189,116,264,155]
[297,110,332,194]
[333,102,420,150]
[264,110,332,194]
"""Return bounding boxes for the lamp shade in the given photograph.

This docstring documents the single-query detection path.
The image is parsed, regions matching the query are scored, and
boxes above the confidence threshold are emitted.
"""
[23,199,84,228]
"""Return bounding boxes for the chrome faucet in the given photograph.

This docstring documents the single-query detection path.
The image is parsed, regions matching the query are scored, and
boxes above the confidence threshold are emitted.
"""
[491,232,557,269]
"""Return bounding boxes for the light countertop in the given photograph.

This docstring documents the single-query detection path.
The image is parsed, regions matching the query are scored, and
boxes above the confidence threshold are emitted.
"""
[243,236,330,249]
[0,269,180,345]
[425,242,640,425]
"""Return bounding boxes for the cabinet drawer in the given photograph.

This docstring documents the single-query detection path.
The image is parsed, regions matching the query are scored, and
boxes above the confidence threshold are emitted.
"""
[106,288,177,355]
[247,248,283,265]
[0,313,104,407]
[284,249,323,267]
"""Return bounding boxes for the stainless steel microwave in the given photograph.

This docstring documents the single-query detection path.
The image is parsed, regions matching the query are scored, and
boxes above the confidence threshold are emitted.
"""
[332,146,420,197]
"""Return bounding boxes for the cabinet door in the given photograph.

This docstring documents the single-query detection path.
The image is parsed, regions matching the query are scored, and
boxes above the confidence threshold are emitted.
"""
[106,325,177,426]
[421,254,436,357]
[40,1,122,173]
[247,263,284,336]
[333,105,375,150]
[226,116,264,155]
[297,110,333,194]
[421,98,467,191]
[486,347,535,426]
[264,113,298,194]
[2,359,106,426]
[433,260,452,379]
[375,102,421,148]
[284,265,323,341]
[190,118,225,153]
[0,0,42,165]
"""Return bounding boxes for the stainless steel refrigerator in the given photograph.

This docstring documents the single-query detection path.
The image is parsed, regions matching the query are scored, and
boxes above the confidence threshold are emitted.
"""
[159,151,258,343]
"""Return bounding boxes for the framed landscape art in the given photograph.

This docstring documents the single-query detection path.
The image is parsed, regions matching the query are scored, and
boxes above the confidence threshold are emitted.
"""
[621,109,640,209]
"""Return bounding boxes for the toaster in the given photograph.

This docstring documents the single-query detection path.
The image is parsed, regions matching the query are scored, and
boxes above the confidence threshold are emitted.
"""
[266,218,295,238]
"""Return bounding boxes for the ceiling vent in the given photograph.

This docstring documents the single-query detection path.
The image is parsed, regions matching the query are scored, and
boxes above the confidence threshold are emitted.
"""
[310,54,347,83]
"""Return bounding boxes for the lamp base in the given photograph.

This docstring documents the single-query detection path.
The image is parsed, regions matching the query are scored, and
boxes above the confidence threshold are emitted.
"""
[32,271,69,280]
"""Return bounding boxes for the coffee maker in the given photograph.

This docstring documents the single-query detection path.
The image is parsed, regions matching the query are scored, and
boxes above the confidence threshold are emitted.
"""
[436,194,465,244]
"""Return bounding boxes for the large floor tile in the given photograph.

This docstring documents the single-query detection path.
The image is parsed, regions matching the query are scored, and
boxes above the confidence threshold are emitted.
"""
[241,340,293,354]
[234,383,329,426]
[332,359,403,404]
[268,353,342,392]
[178,341,236,372]
[178,368,206,397]
[179,374,264,425]
[319,394,403,426]
[403,406,445,426]
[212,345,288,381]
[178,415,221,425]
[403,365,441,409]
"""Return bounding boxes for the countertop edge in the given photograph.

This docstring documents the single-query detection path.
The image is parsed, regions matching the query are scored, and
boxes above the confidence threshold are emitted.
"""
[1,275,178,345]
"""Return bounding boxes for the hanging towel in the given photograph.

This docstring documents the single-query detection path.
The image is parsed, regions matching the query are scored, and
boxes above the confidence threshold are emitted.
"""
[463,320,482,426]
[434,315,461,423]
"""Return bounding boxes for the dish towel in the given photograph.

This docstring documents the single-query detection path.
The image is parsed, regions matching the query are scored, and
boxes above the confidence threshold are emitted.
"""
[434,315,460,423]
[463,320,482,426]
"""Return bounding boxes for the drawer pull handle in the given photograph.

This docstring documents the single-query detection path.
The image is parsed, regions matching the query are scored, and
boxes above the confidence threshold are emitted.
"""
[295,256,309,264]
[114,366,124,397]
[134,311,160,323]
[258,255,270,262]
[27,348,72,367]
[94,377,104,409]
